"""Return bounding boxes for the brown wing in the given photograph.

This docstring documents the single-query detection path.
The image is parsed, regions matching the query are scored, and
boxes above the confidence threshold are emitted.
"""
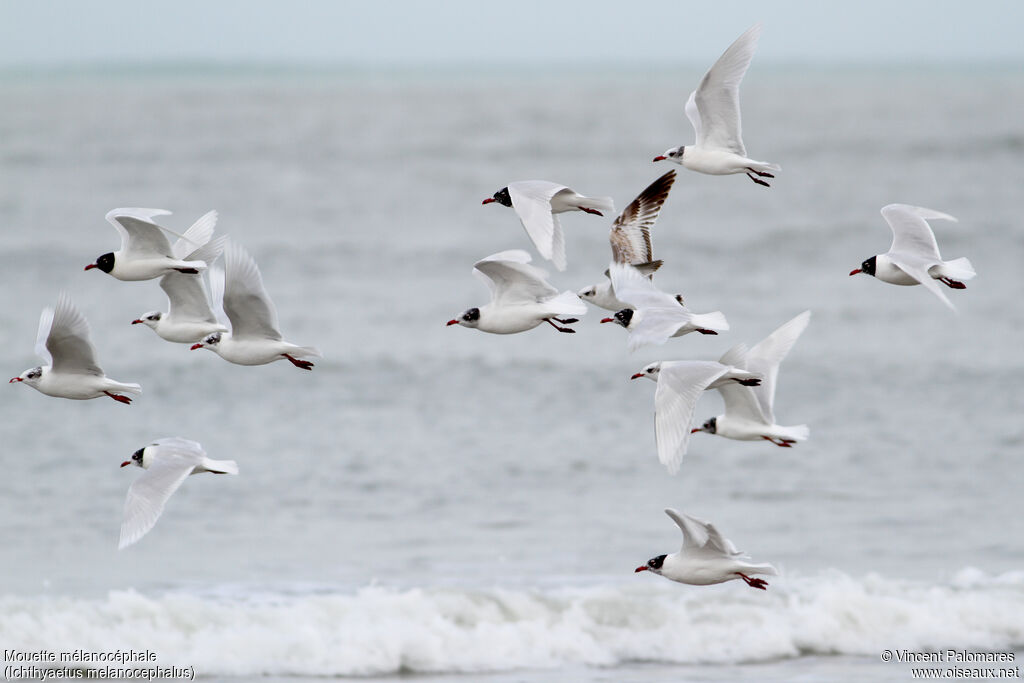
[609,171,676,265]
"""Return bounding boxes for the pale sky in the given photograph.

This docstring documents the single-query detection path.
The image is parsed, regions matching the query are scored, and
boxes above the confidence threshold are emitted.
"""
[2,0,1022,68]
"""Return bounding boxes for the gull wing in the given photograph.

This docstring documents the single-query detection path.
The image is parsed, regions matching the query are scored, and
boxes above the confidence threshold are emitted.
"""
[693,23,761,155]
[684,90,702,144]
[119,457,195,549]
[473,250,558,306]
[222,242,282,341]
[163,236,227,324]
[609,171,676,265]
[626,307,698,352]
[45,293,103,376]
[171,210,218,260]
[888,258,956,310]
[665,508,742,558]
[608,261,680,310]
[744,310,811,422]
[507,181,569,271]
[881,203,955,263]
[654,361,730,474]
[105,208,183,258]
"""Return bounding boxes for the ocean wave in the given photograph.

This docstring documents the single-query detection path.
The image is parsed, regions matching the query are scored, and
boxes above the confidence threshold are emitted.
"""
[2,569,1023,677]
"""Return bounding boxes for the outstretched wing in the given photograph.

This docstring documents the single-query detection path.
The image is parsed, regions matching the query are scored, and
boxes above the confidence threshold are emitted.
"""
[45,293,103,376]
[665,508,742,557]
[473,251,559,306]
[654,361,730,474]
[105,208,178,258]
[119,458,195,549]
[609,171,676,265]
[881,203,955,263]
[745,310,811,422]
[507,181,569,271]
[222,242,282,341]
[171,210,218,260]
[608,261,680,310]
[693,23,761,155]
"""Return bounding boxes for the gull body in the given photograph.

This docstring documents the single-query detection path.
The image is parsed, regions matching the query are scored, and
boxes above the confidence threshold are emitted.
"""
[653,24,779,186]
[10,293,141,403]
[447,250,586,335]
[85,208,210,281]
[578,171,686,311]
[119,437,238,549]
[191,241,322,369]
[483,181,614,271]
[849,204,975,310]
[600,262,727,351]
[631,360,762,474]
[635,508,777,589]
[693,311,810,447]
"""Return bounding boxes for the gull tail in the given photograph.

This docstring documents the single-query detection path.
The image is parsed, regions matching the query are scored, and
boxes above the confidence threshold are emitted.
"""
[544,290,588,317]
[779,424,809,442]
[204,458,239,475]
[690,310,729,332]
[937,257,976,283]
[109,382,142,395]
[748,161,781,174]
[741,562,778,577]
[578,196,616,215]
[291,345,323,359]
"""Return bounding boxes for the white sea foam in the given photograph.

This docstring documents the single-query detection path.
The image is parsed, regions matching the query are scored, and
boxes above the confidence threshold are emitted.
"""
[2,569,1023,677]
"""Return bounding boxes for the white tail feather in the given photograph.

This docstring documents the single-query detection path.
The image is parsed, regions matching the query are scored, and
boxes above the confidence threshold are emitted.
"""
[579,196,615,214]
[544,290,587,317]
[940,257,976,282]
[690,310,729,332]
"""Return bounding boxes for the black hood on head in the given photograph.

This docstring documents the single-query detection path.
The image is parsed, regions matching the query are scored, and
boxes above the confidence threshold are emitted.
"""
[492,187,512,207]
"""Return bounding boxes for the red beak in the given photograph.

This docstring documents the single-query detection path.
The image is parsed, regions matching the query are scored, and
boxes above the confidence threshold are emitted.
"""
[849,268,862,276]
[120,461,131,468]
[84,263,98,271]
[131,319,143,325]
[630,373,644,380]
[600,317,614,324]
[652,156,666,162]
[446,319,459,326]
[691,428,701,433]
[9,377,22,383]
[482,198,496,205]
[190,343,203,350]
[634,566,649,573]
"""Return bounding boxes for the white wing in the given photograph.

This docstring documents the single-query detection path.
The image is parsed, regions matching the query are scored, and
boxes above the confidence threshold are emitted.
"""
[715,381,769,425]
[609,171,675,265]
[507,181,569,271]
[208,259,229,328]
[745,310,811,422]
[665,508,741,558]
[105,208,181,258]
[163,236,226,324]
[881,203,955,263]
[888,258,956,310]
[473,251,559,306]
[34,305,54,366]
[44,293,103,376]
[609,262,680,309]
[693,23,761,155]
[171,210,218,260]
[654,361,730,474]
[119,458,195,549]
[684,90,702,143]
[222,242,282,341]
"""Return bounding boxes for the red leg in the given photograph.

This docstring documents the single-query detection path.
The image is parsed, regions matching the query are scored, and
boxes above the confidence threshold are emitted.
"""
[104,391,132,405]
[544,318,575,333]
[939,277,966,290]
[696,328,719,335]
[579,207,604,216]
[736,572,769,590]
[283,354,315,370]
[746,172,770,187]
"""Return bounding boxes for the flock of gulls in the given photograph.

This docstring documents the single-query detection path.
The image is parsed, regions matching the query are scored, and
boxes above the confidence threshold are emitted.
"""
[448,23,974,590]
[10,24,975,587]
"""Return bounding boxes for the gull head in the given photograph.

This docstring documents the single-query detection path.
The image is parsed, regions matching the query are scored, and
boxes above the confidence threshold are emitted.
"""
[691,416,717,435]
[121,446,150,469]
[600,308,633,328]
[849,255,876,277]
[635,554,666,575]
[482,187,512,208]
[85,252,115,273]
[447,307,480,329]
[132,311,163,329]
[653,146,684,163]
[577,285,599,302]
[191,331,222,350]
[10,366,43,386]
[631,362,662,381]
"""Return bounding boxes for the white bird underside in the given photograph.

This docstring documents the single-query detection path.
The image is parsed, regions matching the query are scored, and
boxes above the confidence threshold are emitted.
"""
[12,293,141,401]
[649,509,777,587]
[98,209,209,280]
[119,437,238,549]
[505,181,615,271]
[201,242,322,366]
[460,250,586,334]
